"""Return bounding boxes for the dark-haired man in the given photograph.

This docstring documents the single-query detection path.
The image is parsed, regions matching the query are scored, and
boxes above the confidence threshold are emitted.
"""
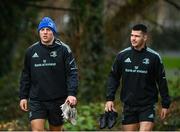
[105,24,171,131]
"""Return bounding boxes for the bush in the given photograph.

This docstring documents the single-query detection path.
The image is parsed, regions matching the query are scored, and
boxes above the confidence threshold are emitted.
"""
[64,102,104,130]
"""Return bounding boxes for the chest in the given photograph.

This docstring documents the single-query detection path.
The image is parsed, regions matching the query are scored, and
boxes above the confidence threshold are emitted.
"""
[30,47,64,68]
[122,52,154,74]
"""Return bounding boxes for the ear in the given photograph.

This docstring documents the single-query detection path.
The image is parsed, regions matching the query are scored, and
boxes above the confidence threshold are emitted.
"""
[143,34,148,41]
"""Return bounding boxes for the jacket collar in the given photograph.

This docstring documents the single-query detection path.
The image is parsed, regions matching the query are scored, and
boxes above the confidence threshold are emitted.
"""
[131,45,147,52]
[39,38,58,48]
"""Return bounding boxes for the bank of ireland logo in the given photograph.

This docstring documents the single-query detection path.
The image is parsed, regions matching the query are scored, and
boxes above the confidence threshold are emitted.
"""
[134,66,139,69]
[43,59,46,63]
[142,58,149,64]
[50,51,57,57]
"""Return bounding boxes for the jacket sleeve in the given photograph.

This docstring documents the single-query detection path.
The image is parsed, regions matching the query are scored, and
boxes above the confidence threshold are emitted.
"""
[19,50,31,100]
[155,55,171,108]
[106,54,122,101]
[64,46,78,97]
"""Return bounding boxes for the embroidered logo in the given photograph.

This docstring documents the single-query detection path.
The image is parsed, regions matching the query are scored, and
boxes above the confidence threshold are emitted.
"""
[50,51,57,57]
[142,58,149,64]
[29,111,32,118]
[48,22,53,27]
[124,58,131,63]
[32,52,39,58]
[148,113,154,119]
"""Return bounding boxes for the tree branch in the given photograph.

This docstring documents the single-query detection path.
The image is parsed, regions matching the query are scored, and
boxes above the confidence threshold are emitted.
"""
[164,0,180,10]
[25,2,78,12]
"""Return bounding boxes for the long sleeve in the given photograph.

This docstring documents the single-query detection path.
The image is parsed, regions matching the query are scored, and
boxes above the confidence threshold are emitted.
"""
[19,50,31,99]
[106,55,122,101]
[64,47,78,97]
[155,56,171,108]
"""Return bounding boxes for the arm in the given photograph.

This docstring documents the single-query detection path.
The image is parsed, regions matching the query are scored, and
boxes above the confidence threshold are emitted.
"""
[105,55,122,111]
[64,46,78,106]
[155,55,171,119]
[19,50,31,111]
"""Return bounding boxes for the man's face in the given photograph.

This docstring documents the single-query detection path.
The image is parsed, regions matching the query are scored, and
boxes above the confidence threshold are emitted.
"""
[39,27,54,44]
[130,30,147,49]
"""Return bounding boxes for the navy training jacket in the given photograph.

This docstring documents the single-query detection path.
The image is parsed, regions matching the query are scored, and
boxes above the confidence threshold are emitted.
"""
[106,46,171,108]
[19,39,78,101]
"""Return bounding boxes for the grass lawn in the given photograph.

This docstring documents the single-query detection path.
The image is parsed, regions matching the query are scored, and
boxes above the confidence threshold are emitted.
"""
[162,56,180,69]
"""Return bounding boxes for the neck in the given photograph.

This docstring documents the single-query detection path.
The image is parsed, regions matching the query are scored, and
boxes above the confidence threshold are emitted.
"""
[134,43,146,51]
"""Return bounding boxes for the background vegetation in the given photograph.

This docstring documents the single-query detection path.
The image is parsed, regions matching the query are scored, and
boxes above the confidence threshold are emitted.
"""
[0,0,179,131]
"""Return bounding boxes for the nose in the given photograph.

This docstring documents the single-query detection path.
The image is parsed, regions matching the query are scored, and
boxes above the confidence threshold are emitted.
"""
[132,35,136,39]
[131,36,135,41]
[44,29,48,33]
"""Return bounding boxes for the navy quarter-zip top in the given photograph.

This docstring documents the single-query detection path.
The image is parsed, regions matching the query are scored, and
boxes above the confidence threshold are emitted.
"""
[106,46,170,108]
[19,39,78,101]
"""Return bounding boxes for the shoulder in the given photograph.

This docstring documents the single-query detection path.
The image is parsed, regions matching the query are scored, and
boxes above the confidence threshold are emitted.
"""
[118,47,132,54]
[113,47,132,62]
[27,41,40,51]
[26,41,40,54]
[146,47,162,63]
[54,39,72,53]
[117,47,132,57]
[22,41,40,59]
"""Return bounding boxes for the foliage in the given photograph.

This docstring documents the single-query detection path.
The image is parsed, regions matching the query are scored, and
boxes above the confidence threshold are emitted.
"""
[168,73,180,98]
[64,103,104,131]
[0,0,39,77]
[1,100,180,131]
[104,0,156,50]
[0,116,30,131]
[154,101,180,130]
[162,56,180,98]
[69,0,107,102]
[0,0,180,131]
[0,71,20,121]
[0,0,42,128]
[151,28,180,50]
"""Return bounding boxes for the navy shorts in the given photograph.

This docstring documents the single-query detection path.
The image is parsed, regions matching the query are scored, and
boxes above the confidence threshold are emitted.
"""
[121,104,156,125]
[29,98,65,126]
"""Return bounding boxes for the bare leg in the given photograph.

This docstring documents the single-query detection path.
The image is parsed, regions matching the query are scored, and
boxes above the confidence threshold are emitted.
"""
[122,123,139,131]
[31,119,45,131]
[139,121,154,131]
[49,124,64,131]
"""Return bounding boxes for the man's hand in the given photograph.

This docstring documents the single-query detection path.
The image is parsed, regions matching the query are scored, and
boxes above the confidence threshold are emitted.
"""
[105,101,116,112]
[65,96,77,106]
[19,99,29,111]
[160,108,169,120]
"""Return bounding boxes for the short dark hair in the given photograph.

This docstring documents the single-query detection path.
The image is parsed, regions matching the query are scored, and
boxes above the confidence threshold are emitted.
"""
[132,24,147,33]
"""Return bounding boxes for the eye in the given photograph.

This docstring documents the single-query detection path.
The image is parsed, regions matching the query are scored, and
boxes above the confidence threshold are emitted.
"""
[46,28,51,31]
[41,28,45,31]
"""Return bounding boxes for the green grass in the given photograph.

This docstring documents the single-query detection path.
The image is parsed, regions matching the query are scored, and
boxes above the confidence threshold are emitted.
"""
[162,56,180,69]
